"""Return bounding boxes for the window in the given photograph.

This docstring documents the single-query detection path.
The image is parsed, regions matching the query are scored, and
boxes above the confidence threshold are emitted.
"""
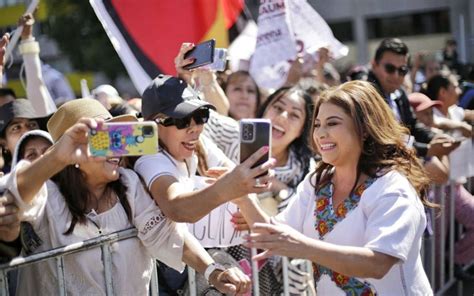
[366,9,450,39]
[328,20,354,42]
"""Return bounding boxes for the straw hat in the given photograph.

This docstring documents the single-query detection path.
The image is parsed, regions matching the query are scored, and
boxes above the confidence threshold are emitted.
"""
[47,98,137,142]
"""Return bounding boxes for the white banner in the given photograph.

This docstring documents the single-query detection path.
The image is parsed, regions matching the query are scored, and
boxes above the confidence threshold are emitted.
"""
[187,176,245,247]
[249,0,348,90]
[249,0,297,90]
[289,0,348,58]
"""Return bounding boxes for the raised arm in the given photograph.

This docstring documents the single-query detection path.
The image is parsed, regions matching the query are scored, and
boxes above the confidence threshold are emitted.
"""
[193,69,230,115]
[149,146,275,223]
[18,13,56,116]
[0,33,9,87]
[174,43,230,115]
[15,118,101,204]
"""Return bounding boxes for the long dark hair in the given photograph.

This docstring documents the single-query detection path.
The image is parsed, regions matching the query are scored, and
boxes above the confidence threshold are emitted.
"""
[310,81,435,208]
[257,86,315,180]
[52,166,132,235]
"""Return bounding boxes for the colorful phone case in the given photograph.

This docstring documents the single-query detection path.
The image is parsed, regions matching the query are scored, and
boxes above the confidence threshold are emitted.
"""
[89,122,158,157]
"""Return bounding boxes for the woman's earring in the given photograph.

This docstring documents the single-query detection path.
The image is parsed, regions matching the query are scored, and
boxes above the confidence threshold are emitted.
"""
[364,139,375,155]
[74,163,80,169]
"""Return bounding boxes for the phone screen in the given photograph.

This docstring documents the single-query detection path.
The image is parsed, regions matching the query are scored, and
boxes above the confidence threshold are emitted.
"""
[240,119,271,176]
[183,39,215,70]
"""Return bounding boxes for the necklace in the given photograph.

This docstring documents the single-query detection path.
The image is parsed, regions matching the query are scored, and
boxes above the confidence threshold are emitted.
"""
[88,188,114,214]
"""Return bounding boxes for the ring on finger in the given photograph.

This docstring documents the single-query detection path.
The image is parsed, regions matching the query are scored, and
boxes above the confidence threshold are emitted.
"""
[254,178,261,187]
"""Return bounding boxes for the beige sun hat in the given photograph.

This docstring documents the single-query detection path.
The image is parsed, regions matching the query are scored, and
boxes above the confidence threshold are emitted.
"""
[47,98,137,142]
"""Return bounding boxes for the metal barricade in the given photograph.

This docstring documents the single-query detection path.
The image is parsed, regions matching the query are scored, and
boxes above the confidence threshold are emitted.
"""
[0,228,311,296]
[0,228,146,296]
[4,181,472,295]
[422,181,474,296]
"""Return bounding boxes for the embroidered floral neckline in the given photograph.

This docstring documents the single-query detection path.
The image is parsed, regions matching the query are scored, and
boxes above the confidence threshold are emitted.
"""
[315,177,375,239]
[313,176,378,295]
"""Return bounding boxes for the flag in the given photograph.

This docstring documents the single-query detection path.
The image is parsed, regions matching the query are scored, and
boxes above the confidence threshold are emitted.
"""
[89,0,247,94]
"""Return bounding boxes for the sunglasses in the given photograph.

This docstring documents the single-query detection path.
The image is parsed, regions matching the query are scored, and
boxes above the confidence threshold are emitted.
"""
[155,108,210,130]
[383,63,409,76]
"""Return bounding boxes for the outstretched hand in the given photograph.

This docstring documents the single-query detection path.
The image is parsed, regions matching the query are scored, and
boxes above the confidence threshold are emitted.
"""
[51,118,106,166]
[209,266,251,295]
[427,133,461,158]
[244,217,310,261]
[216,146,276,200]
[231,210,250,231]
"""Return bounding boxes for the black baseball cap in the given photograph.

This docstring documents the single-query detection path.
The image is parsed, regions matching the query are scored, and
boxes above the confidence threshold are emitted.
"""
[0,99,39,133]
[141,74,215,119]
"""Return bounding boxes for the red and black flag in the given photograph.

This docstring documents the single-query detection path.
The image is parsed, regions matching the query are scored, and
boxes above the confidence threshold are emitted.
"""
[90,0,248,93]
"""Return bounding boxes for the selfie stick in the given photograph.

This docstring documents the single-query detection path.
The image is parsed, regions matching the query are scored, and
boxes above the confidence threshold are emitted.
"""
[4,0,40,67]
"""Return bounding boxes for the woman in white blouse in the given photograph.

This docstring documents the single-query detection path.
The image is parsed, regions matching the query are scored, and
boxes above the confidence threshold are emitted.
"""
[6,99,250,295]
[237,80,435,295]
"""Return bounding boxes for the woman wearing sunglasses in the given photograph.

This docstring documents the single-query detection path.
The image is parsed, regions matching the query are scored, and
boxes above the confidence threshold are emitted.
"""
[134,75,275,294]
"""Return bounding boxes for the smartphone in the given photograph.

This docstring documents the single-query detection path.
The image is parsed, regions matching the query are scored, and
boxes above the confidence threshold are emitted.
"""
[89,121,158,157]
[183,39,215,70]
[202,48,227,72]
[239,119,271,177]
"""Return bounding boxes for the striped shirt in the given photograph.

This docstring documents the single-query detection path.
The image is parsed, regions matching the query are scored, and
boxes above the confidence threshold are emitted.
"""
[203,111,311,212]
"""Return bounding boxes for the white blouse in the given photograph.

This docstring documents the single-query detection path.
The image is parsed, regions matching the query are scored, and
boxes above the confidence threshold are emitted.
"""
[7,162,185,296]
[134,135,244,248]
[277,170,433,296]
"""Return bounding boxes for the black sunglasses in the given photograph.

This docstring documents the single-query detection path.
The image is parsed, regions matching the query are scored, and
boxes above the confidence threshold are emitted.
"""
[383,63,409,76]
[155,108,210,130]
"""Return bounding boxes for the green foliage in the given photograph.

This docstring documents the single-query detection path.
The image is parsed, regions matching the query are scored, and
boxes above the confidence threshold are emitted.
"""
[44,0,126,81]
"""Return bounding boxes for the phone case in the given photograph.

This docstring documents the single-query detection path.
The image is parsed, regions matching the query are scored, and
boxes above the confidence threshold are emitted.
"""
[89,122,158,157]
[183,39,215,70]
[239,119,271,174]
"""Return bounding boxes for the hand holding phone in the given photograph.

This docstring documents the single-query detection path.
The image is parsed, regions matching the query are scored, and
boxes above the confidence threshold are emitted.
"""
[183,39,216,70]
[89,121,158,157]
[240,119,271,180]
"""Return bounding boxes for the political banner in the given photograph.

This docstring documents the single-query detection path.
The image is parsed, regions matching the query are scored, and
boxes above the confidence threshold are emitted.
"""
[249,0,348,90]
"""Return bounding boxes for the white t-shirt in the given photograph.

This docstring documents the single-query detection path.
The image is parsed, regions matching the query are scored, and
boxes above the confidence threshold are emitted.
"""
[433,106,473,182]
[6,162,185,296]
[134,135,244,247]
[134,135,228,190]
[277,170,433,296]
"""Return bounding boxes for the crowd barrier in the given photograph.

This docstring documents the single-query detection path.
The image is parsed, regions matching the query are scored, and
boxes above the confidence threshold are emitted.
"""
[424,181,474,296]
[0,181,472,295]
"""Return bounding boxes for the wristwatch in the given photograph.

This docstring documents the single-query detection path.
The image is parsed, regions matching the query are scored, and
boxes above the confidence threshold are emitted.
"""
[204,262,226,284]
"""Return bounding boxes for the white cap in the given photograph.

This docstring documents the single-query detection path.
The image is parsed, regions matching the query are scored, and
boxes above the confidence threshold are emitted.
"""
[92,84,119,98]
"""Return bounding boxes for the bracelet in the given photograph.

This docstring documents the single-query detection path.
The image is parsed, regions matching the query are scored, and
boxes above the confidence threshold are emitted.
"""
[204,262,226,284]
